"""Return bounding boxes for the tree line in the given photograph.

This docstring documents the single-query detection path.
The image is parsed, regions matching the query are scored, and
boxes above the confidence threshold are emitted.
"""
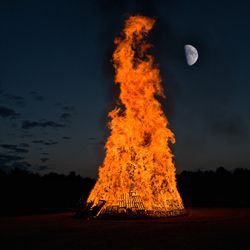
[0,166,249,216]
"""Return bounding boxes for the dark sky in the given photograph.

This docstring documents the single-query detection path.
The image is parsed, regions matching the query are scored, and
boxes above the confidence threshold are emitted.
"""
[0,0,249,177]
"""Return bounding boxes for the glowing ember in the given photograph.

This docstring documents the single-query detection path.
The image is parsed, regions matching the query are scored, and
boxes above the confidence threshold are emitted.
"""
[87,15,184,217]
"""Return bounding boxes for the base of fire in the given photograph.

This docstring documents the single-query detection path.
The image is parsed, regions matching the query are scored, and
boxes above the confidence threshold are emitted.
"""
[80,191,186,219]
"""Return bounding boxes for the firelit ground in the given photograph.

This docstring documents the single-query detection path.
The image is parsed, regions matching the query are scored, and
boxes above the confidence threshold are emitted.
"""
[0,208,249,250]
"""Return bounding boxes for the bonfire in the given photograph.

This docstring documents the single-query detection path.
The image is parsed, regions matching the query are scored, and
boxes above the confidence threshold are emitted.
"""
[86,15,184,218]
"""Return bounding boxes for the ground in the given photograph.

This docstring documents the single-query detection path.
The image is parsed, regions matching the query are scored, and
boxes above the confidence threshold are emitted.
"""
[0,208,249,250]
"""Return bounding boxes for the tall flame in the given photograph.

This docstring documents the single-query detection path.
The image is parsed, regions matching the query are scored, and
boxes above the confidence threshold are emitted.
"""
[87,16,183,214]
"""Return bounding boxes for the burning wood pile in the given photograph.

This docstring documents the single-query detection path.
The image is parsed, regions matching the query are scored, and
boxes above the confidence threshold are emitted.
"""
[84,15,185,218]
[84,191,185,218]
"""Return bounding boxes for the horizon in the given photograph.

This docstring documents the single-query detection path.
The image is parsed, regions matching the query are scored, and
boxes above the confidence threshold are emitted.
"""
[0,165,248,178]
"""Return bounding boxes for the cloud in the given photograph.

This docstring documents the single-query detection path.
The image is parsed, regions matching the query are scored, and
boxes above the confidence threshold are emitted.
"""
[22,120,65,129]
[32,140,58,146]
[36,165,49,171]
[41,152,49,155]
[40,157,49,163]
[0,106,19,118]
[19,143,29,148]
[31,140,44,144]
[3,94,26,106]
[62,136,70,140]
[208,115,248,142]
[62,106,75,112]
[11,161,31,170]
[44,140,58,146]
[20,133,34,139]
[59,112,71,121]
[0,153,25,165]
[0,144,29,154]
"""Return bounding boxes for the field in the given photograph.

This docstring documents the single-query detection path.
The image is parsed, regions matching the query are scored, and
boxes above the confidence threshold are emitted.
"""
[0,208,249,250]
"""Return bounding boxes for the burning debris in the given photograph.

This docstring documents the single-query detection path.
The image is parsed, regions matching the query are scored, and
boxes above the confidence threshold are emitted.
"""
[84,15,185,218]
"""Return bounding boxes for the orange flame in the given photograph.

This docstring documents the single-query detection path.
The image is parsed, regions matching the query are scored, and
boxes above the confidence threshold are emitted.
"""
[87,16,183,214]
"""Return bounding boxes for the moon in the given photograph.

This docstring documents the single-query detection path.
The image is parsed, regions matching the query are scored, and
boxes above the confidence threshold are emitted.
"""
[184,44,198,66]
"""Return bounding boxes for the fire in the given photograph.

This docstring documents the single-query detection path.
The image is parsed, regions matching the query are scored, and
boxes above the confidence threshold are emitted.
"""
[87,15,184,217]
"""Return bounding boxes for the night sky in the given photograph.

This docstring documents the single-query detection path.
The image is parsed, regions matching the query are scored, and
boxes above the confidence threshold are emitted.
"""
[0,0,249,177]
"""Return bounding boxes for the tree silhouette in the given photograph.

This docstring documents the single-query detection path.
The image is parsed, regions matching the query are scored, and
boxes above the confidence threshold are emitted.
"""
[0,166,249,216]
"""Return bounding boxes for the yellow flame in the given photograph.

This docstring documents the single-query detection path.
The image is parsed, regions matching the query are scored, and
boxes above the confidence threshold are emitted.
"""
[87,15,183,212]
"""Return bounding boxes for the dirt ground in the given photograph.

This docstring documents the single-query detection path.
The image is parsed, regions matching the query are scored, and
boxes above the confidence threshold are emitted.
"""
[0,208,249,250]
